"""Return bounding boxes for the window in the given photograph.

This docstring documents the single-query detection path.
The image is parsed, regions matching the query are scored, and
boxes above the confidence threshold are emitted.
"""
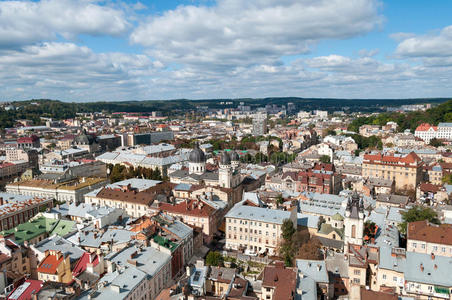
[412,242,417,248]
[353,278,360,284]
[354,270,361,275]
[393,276,397,282]
[421,244,426,249]
[351,225,356,238]
[382,274,387,280]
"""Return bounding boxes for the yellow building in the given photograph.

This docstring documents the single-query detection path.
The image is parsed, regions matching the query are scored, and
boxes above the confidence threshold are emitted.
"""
[362,152,422,191]
[37,250,72,284]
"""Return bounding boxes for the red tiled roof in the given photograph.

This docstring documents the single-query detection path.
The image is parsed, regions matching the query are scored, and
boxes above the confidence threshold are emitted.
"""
[17,135,39,143]
[408,220,452,246]
[0,162,15,168]
[37,253,63,274]
[158,199,215,218]
[262,262,296,300]
[415,123,437,132]
[72,252,100,277]
[96,182,174,205]
[361,287,397,300]
[419,183,441,193]
[363,152,421,165]
[7,280,43,300]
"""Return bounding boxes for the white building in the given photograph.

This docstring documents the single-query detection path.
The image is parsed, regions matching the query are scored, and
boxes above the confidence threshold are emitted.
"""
[415,122,452,143]
[225,201,297,255]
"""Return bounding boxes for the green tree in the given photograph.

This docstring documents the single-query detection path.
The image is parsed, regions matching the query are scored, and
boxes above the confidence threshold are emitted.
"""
[399,206,440,234]
[319,155,330,163]
[276,194,284,205]
[442,173,452,184]
[280,219,296,266]
[282,219,295,241]
[429,138,444,147]
[206,251,223,267]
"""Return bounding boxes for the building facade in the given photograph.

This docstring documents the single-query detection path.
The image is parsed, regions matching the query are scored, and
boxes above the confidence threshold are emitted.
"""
[362,152,422,190]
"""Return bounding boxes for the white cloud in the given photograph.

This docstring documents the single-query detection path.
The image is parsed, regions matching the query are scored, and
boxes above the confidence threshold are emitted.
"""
[1,0,452,101]
[0,42,156,100]
[395,25,452,58]
[131,0,382,70]
[0,0,129,48]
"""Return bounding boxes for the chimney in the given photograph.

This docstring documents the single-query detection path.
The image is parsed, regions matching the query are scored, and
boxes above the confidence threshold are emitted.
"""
[420,263,424,272]
[434,264,438,269]
[431,253,435,260]
[0,197,3,206]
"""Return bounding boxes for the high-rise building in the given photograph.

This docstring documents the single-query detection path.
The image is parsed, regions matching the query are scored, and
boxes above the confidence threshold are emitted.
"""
[252,112,267,136]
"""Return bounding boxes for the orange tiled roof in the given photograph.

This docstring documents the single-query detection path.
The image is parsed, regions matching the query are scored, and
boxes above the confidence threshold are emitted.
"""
[415,123,437,132]
[37,253,63,274]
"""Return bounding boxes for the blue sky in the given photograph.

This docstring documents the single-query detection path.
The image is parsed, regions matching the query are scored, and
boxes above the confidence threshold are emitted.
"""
[0,0,452,101]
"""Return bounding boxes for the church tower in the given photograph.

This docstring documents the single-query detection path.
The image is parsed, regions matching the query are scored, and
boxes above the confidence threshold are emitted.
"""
[218,151,232,188]
[188,143,206,175]
[344,192,364,246]
[230,151,240,170]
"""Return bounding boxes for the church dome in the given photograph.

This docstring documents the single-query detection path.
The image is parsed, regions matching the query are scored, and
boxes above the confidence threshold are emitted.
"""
[220,151,231,165]
[189,143,205,163]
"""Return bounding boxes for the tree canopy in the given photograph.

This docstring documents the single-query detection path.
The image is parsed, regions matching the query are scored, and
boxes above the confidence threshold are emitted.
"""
[206,251,223,267]
[399,206,440,234]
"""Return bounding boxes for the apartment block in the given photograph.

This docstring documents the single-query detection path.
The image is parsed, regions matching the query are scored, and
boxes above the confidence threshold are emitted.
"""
[225,202,296,256]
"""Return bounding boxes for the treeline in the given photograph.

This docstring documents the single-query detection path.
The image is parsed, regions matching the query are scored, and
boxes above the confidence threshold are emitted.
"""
[346,134,383,151]
[0,99,88,128]
[206,135,282,151]
[240,151,297,165]
[2,97,450,130]
[107,164,164,183]
[348,100,452,132]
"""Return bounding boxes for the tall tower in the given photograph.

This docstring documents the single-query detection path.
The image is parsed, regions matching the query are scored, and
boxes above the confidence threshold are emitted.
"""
[230,151,240,170]
[218,152,232,188]
[344,192,364,246]
[188,143,206,175]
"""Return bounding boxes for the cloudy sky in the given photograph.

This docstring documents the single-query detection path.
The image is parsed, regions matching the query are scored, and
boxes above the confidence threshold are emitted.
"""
[1,0,452,101]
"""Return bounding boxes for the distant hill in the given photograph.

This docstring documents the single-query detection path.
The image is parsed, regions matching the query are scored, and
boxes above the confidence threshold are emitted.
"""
[0,97,450,129]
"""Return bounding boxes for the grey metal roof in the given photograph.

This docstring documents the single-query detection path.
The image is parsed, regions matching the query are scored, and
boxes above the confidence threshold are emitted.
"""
[34,235,85,263]
[225,203,291,224]
[405,251,452,287]
[109,178,162,191]
[79,266,147,300]
[378,246,406,273]
[296,259,329,283]
[108,245,171,277]
[297,213,320,229]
